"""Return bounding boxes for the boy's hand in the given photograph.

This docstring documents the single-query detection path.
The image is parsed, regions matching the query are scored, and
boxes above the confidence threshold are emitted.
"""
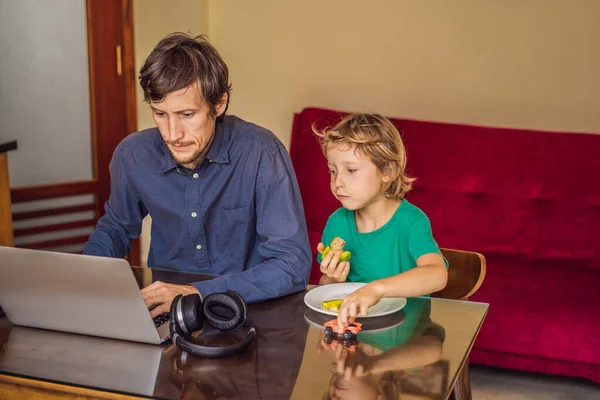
[334,342,373,378]
[317,242,325,254]
[337,283,383,329]
[318,242,350,283]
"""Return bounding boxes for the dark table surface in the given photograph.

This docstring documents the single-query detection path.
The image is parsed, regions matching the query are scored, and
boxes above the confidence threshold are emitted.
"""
[0,266,488,399]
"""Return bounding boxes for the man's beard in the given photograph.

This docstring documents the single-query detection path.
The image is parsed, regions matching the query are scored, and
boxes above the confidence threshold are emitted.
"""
[167,134,214,167]
[167,142,203,166]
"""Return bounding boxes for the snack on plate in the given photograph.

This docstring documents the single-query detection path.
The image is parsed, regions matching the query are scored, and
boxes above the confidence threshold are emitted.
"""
[321,237,352,262]
[321,299,343,311]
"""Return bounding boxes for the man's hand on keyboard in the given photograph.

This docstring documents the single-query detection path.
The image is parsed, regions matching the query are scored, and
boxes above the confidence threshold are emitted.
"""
[141,281,200,318]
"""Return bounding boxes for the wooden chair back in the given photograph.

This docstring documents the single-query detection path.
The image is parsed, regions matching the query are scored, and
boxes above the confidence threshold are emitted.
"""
[432,248,486,300]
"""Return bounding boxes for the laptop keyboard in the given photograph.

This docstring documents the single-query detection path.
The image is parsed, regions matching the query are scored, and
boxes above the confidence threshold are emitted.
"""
[153,313,170,327]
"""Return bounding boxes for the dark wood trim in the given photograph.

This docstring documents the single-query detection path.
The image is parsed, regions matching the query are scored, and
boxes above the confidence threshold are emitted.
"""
[10,180,98,204]
[14,219,97,237]
[0,141,17,154]
[85,0,100,219]
[11,180,97,203]
[86,0,140,266]
[18,234,92,250]
[85,2,104,226]
[122,0,137,137]
[0,153,14,247]
[85,0,104,244]
[122,0,141,266]
[0,374,144,400]
[129,236,142,266]
[13,203,97,221]
[86,0,123,212]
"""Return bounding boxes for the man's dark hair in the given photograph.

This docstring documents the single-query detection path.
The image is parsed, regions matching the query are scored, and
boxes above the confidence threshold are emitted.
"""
[139,32,231,121]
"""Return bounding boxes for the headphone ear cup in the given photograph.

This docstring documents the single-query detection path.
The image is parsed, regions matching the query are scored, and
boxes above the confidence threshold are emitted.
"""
[169,294,186,336]
[226,291,247,320]
[203,292,246,331]
[181,293,203,333]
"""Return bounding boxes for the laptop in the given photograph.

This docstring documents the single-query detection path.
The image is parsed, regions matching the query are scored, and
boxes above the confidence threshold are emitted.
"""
[0,246,171,344]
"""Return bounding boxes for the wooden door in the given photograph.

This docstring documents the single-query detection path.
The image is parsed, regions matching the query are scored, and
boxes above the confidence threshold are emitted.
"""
[87,0,140,264]
[9,0,140,265]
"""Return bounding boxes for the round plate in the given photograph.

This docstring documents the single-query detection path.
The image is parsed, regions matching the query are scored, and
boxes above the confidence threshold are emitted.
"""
[304,283,407,317]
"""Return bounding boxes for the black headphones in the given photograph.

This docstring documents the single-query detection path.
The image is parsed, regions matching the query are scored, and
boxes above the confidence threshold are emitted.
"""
[169,291,256,358]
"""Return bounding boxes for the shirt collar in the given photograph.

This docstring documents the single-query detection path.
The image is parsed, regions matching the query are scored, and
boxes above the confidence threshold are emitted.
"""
[158,118,230,173]
[205,118,230,164]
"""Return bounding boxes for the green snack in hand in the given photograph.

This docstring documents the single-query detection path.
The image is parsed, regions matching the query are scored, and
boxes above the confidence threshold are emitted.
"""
[321,237,352,262]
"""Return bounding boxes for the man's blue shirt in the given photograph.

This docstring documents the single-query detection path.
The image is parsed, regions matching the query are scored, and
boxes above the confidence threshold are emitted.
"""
[83,115,311,301]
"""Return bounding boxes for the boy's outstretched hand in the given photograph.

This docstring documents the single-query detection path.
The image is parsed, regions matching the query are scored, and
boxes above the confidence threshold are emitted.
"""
[337,282,383,331]
[318,242,350,283]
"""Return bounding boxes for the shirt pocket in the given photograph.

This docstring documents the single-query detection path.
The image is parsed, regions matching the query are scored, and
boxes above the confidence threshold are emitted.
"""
[207,205,254,264]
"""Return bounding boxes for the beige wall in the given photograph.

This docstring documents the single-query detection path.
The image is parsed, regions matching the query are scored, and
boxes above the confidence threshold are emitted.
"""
[134,0,209,132]
[134,0,600,263]
[211,0,600,146]
[134,0,209,265]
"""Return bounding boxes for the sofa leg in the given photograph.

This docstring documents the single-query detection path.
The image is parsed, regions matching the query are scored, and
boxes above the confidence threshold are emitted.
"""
[449,358,471,400]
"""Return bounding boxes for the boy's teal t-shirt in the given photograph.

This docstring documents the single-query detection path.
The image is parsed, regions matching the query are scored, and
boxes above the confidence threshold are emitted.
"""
[317,199,446,283]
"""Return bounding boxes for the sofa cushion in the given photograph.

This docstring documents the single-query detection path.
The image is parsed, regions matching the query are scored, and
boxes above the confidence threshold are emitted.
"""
[471,253,600,366]
[400,119,600,268]
[290,108,342,235]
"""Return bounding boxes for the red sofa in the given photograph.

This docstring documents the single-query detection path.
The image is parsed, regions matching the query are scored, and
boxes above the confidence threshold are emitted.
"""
[289,107,600,383]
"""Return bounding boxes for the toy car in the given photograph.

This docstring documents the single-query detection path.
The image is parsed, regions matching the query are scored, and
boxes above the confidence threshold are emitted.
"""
[323,319,363,340]
[322,336,358,352]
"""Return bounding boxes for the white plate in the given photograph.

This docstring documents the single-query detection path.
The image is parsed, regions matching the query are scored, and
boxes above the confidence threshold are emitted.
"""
[304,283,407,317]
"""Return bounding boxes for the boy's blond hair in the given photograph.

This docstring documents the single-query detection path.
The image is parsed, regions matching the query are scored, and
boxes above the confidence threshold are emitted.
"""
[314,112,415,200]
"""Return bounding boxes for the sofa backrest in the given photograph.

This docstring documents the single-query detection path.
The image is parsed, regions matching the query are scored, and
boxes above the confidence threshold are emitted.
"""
[290,107,600,283]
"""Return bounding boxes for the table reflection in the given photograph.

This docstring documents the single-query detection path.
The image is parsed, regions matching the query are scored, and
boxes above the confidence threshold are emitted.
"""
[315,299,449,400]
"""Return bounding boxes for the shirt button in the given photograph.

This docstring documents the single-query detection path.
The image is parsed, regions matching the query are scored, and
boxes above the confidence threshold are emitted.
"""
[196,244,202,250]
[193,173,198,178]
[191,212,197,218]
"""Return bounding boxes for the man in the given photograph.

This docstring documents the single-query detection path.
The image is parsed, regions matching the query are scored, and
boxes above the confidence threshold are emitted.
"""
[83,33,311,317]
